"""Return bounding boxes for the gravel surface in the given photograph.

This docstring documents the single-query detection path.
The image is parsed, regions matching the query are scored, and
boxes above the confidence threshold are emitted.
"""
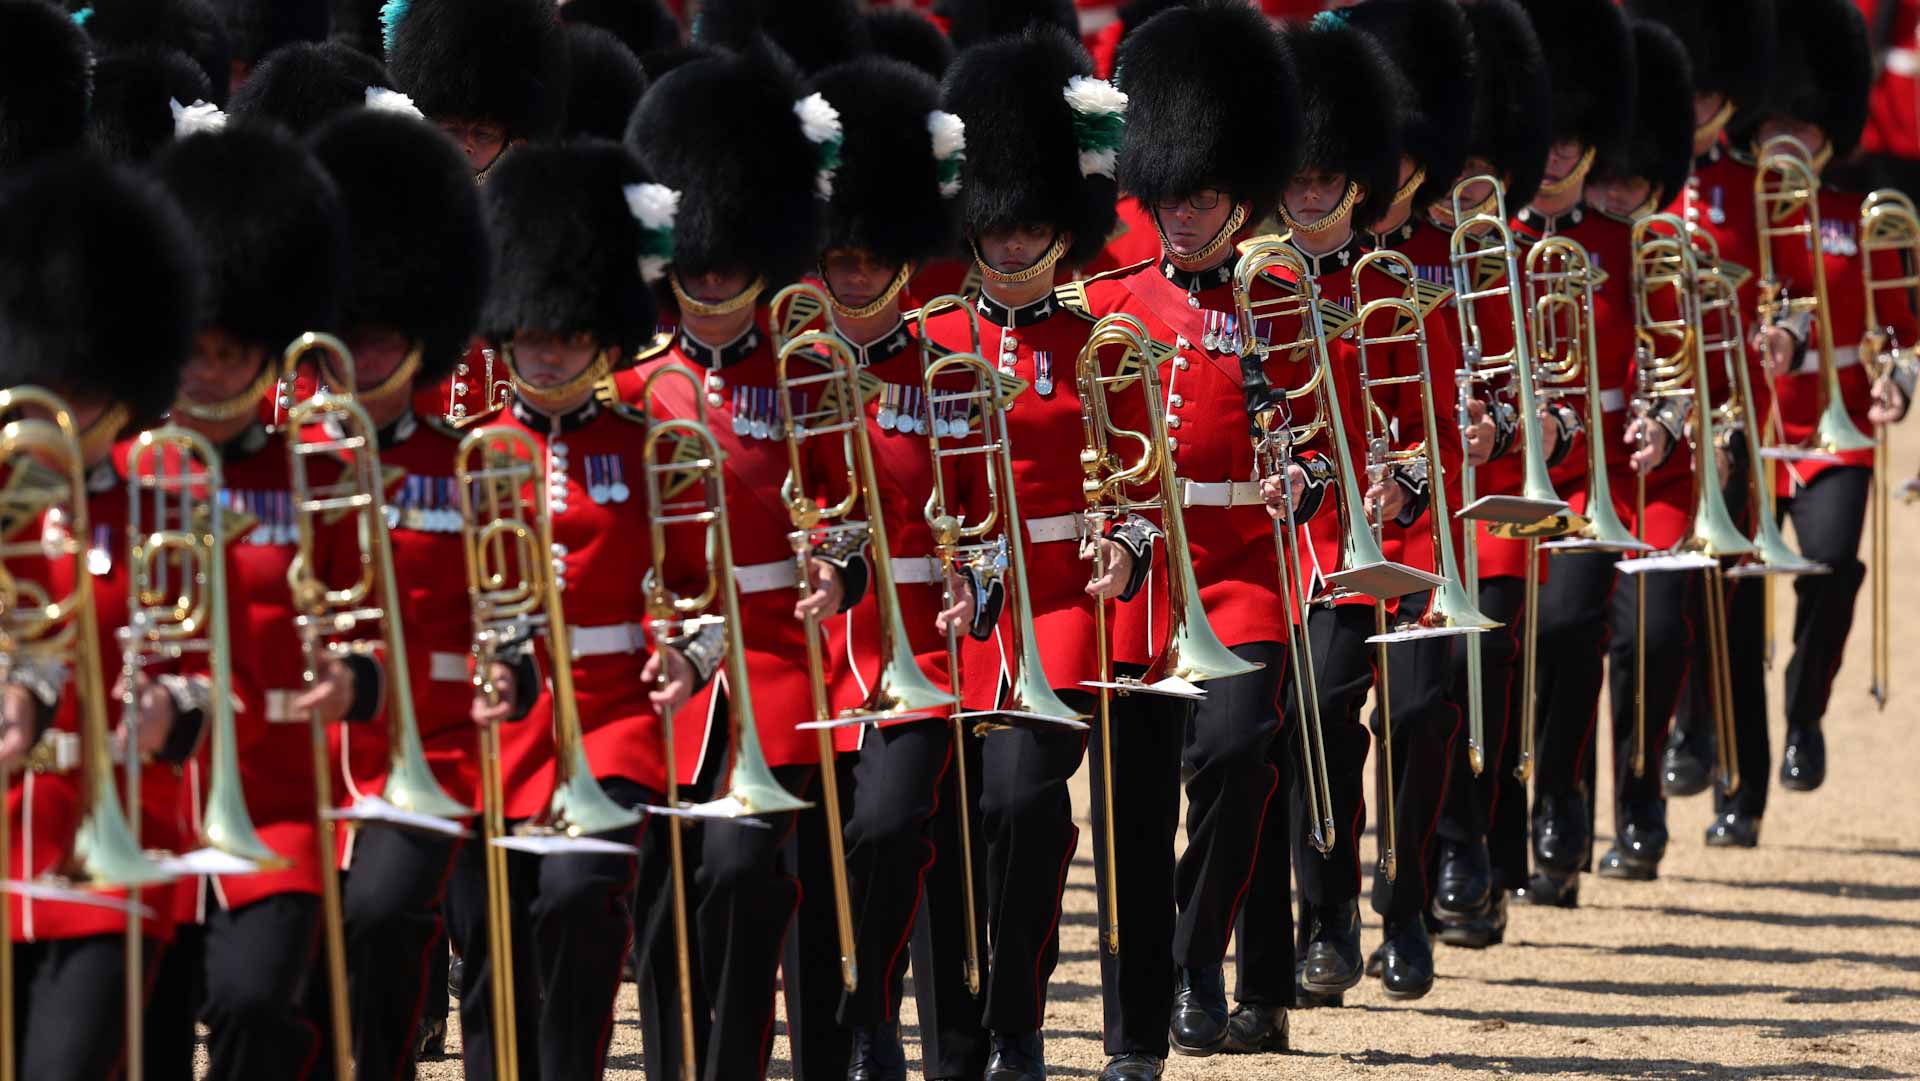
[409,421,1920,1081]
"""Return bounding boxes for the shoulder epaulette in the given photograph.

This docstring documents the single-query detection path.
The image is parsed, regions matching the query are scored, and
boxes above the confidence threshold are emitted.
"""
[1318,299,1361,343]
[1413,275,1455,318]
[593,376,621,407]
[608,400,652,427]
[633,332,674,366]
[1076,257,1157,291]
[447,403,503,430]
[1728,146,1759,168]
[422,411,472,439]
[776,288,828,343]
[1717,258,1754,291]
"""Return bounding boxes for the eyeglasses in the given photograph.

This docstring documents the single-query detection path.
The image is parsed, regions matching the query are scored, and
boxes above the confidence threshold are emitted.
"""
[1155,190,1224,211]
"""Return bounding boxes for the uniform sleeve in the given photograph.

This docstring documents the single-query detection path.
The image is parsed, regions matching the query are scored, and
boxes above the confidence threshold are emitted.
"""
[802,410,870,613]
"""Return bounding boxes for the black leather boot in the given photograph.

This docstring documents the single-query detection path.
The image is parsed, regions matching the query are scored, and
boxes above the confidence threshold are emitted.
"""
[1169,965,1229,1056]
[986,1031,1045,1081]
[1299,900,1363,996]
[1433,838,1492,921]
[1780,724,1826,791]
[1222,1003,1290,1054]
[847,1021,908,1081]
[1377,919,1435,1000]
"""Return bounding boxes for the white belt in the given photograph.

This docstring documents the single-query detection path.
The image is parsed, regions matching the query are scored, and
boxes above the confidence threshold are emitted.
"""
[266,690,305,724]
[1025,513,1082,544]
[1182,479,1263,507]
[1599,387,1627,414]
[733,559,801,594]
[1888,46,1919,78]
[1831,346,1862,370]
[890,555,943,584]
[570,622,649,659]
[428,651,468,683]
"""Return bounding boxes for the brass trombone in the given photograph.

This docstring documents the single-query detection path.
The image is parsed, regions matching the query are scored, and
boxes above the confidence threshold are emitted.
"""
[283,333,472,1080]
[1349,250,1502,881]
[1857,188,1920,709]
[774,298,958,991]
[920,295,1083,978]
[1446,176,1572,778]
[1,388,178,1081]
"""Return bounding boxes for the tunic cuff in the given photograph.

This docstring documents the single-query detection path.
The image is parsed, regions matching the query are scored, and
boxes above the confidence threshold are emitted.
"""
[1104,513,1164,603]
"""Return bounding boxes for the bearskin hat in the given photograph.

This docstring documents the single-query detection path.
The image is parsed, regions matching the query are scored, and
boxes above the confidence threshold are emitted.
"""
[309,108,489,384]
[0,0,92,172]
[1738,0,1871,160]
[626,44,823,286]
[385,0,570,140]
[561,0,682,61]
[1341,0,1475,210]
[479,140,659,355]
[860,7,953,79]
[695,0,869,76]
[0,154,204,429]
[81,0,234,105]
[154,123,349,352]
[1281,15,1405,233]
[215,0,328,65]
[331,0,385,59]
[1624,0,1774,119]
[935,0,1078,51]
[1462,0,1550,210]
[87,47,214,164]
[230,41,395,134]
[943,26,1118,266]
[1114,1,1296,226]
[562,24,649,140]
[1520,0,1634,170]
[809,57,963,269]
[1592,21,1694,209]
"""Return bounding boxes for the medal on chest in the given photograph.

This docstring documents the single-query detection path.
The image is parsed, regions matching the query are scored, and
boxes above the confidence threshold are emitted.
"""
[228,489,296,546]
[730,386,789,442]
[583,453,631,504]
[1033,350,1055,397]
[1201,310,1243,354]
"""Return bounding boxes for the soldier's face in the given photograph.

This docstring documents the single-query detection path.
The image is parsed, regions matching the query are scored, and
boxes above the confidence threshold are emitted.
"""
[1756,117,1828,161]
[1153,190,1233,257]
[1543,140,1588,183]
[509,330,599,388]
[1586,176,1655,218]
[679,268,756,304]
[976,224,1058,273]
[436,116,510,173]
[1283,170,1349,226]
[181,328,269,406]
[821,248,901,309]
[343,327,413,391]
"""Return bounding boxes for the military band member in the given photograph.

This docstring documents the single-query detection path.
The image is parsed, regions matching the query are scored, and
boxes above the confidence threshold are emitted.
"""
[304,105,492,1079]
[85,46,216,164]
[1,152,203,1081]
[1639,0,1784,844]
[915,26,1157,1081]
[1735,0,1915,801]
[1511,0,1660,908]
[459,139,716,1081]
[1426,0,1554,952]
[1077,1,1322,1065]
[150,123,382,1081]
[802,54,984,1080]
[1577,18,1708,883]
[620,48,870,1081]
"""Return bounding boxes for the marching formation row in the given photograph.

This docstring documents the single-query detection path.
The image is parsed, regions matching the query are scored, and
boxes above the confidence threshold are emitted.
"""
[1,1,1914,1080]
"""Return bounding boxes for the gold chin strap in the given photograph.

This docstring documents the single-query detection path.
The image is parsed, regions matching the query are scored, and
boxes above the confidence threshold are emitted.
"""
[671,273,767,318]
[78,402,131,464]
[1695,100,1736,146]
[326,344,423,400]
[1628,187,1665,220]
[471,142,514,187]
[175,360,282,424]
[1392,168,1428,208]
[507,346,614,412]
[972,233,1069,285]
[1278,181,1360,237]
[1811,141,1834,173]
[1161,203,1250,270]
[1535,146,1597,200]
[826,261,915,320]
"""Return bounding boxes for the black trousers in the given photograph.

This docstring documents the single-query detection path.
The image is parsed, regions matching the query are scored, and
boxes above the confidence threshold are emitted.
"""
[974,693,1092,1035]
[1532,549,1616,823]
[343,826,459,1080]
[448,774,651,1081]
[147,891,321,1081]
[1677,570,1772,817]
[1778,466,1872,732]
[1229,671,1300,1010]
[909,722,990,1080]
[14,933,156,1081]
[1369,592,1466,925]
[1291,605,1380,919]
[838,718,952,1029]
[1089,676,1182,1059]
[1435,576,1528,892]
[1604,566,1696,834]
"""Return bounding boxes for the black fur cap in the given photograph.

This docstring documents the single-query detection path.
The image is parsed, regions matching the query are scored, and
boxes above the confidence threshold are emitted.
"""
[1520,0,1634,165]
[88,47,213,164]
[810,56,962,269]
[1281,14,1406,233]
[386,0,570,140]
[1624,0,1775,117]
[1341,0,1476,209]
[230,40,394,135]
[1461,0,1550,210]
[0,0,92,172]
[1592,20,1695,208]
[562,24,649,140]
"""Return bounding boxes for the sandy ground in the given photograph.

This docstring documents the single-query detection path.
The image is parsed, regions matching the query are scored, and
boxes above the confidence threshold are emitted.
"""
[406,420,1920,1081]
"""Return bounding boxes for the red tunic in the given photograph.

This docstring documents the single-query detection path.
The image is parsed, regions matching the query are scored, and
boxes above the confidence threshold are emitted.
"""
[1076,254,1350,664]
[8,457,189,942]
[1515,205,1694,550]
[332,411,483,848]
[1755,186,1918,493]
[480,395,684,817]
[617,322,860,781]
[917,292,1118,708]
